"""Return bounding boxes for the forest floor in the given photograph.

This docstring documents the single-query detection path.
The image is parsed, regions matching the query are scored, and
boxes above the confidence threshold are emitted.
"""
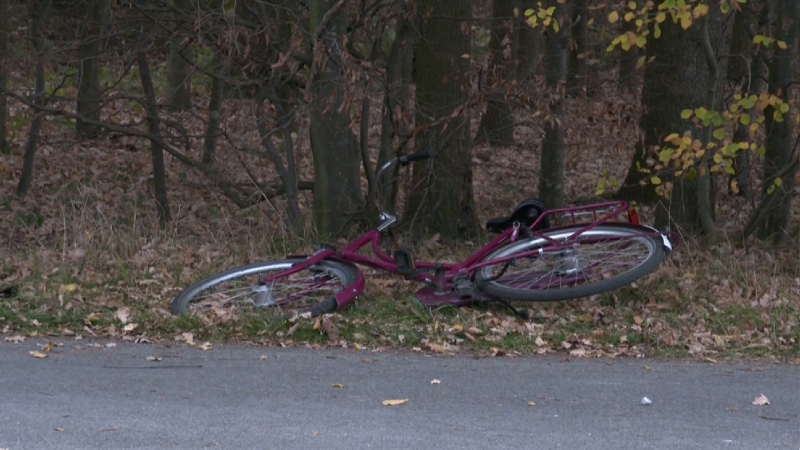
[1,80,798,362]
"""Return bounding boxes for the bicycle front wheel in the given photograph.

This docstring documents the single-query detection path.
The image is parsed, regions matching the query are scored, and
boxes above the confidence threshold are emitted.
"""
[171,258,361,318]
[475,224,664,302]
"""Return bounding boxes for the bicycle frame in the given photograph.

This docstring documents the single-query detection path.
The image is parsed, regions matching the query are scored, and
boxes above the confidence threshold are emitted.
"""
[260,194,650,309]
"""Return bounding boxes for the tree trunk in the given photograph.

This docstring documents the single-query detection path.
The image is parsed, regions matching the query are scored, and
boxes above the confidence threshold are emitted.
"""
[202,54,224,164]
[137,50,171,224]
[728,2,768,197]
[166,0,192,110]
[567,0,589,97]
[759,0,799,243]
[17,1,49,196]
[75,0,107,138]
[538,0,567,209]
[378,13,414,215]
[476,0,516,146]
[618,19,639,90]
[0,0,9,149]
[406,0,480,239]
[617,7,731,234]
[309,0,363,237]
[515,0,541,78]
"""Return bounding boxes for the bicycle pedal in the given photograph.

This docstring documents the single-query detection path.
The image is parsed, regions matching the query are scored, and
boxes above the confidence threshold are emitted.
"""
[393,247,416,276]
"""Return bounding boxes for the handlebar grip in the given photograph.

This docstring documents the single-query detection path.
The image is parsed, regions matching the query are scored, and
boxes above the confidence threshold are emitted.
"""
[398,149,435,165]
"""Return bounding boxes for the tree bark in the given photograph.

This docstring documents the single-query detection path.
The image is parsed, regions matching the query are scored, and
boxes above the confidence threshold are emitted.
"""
[137,50,171,224]
[618,18,639,90]
[538,0,567,209]
[378,12,414,215]
[759,0,799,243]
[476,0,516,146]
[75,0,107,138]
[202,54,224,164]
[515,0,541,79]
[17,0,50,196]
[166,0,193,110]
[406,0,480,239]
[617,6,731,235]
[309,0,364,237]
[567,0,589,97]
[0,0,9,149]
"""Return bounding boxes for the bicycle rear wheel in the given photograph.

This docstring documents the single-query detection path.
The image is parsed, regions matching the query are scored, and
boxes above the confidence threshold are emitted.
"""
[170,258,360,318]
[475,223,664,302]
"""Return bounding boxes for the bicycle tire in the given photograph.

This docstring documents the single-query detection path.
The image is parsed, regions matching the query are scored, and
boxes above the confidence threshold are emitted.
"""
[475,223,665,302]
[170,258,360,317]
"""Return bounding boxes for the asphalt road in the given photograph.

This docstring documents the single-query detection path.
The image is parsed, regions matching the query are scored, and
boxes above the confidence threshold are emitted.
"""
[0,339,797,450]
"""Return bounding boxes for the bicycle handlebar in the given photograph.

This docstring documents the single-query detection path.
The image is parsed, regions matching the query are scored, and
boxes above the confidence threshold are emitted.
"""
[398,149,435,165]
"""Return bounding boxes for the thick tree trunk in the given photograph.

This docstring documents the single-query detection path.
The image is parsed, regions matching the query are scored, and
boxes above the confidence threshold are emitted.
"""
[728,3,768,197]
[0,0,9,149]
[476,0,516,146]
[759,0,799,243]
[567,0,589,97]
[309,0,364,237]
[137,50,171,224]
[17,1,49,196]
[515,0,540,79]
[166,0,192,110]
[406,0,480,239]
[75,0,107,138]
[538,0,567,209]
[378,13,414,215]
[617,7,731,234]
[618,19,639,90]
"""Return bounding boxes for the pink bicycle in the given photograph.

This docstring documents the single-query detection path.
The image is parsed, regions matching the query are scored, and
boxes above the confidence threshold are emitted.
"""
[171,150,677,320]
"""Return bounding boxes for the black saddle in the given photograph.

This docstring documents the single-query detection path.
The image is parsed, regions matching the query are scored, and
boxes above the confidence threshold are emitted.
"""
[486,199,549,234]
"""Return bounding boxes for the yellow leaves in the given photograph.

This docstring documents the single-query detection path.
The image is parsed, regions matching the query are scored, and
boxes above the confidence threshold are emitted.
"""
[382,399,408,406]
[30,351,48,359]
[680,13,692,30]
[655,11,666,23]
[776,40,787,49]
[527,401,536,406]
[609,11,619,23]
[650,176,662,185]
[198,342,213,350]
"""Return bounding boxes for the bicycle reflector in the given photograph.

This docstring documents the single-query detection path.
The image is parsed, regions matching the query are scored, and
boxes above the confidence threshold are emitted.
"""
[627,208,640,225]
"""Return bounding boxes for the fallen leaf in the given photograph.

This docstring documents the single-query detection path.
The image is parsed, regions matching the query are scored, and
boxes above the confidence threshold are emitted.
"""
[430,379,441,385]
[67,248,85,260]
[382,399,408,406]
[534,336,545,346]
[29,351,48,358]
[311,431,318,436]
[105,342,117,348]
[450,324,463,332]
[321,317,340,341]
[259,355,268,360]
[397,334,406,344]
[145,355,161,362]
[752,394,770,406]
[122,323,138,332]
[198,342,212,350]
[527,401,536,406]
[703,357,717,363]
[642,365,652,370]
[41,341,54,352]
[330,383,345,388]
[4,335,25,343]
[115,307,130,324]
[491,347,506,357]
[54,427,64,432]
[641,397,652,405]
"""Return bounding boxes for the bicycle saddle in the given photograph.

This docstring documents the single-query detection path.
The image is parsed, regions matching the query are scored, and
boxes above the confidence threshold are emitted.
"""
[486,198,549,233]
